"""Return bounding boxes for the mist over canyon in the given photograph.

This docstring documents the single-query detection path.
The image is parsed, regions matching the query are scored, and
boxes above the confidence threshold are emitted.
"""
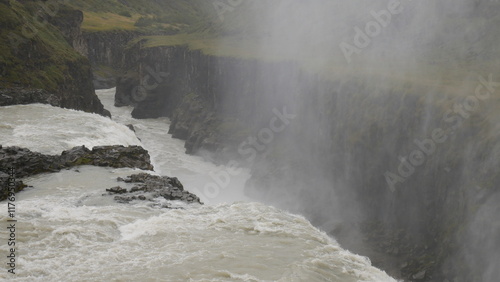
[1,0,499,281]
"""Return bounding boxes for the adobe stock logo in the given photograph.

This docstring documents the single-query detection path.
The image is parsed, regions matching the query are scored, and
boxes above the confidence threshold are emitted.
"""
[384,74,499,192]
[131,64,169,102]
[8,0,67,49]
[340,0,408,64]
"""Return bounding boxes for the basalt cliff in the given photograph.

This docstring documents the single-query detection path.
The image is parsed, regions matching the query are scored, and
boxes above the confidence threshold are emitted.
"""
[105,38,500,281]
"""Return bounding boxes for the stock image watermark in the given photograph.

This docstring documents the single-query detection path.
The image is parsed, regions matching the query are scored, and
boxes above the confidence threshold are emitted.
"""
[4,167,17,275]
[8,0,66,49]
[195,106,296,201]
[212,0,244,21]
[339,0,410,64]
[131,64,169,103]
[384,74,499,192]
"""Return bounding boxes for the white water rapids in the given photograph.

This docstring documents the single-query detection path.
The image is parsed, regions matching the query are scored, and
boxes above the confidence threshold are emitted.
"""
[0,89,396,281]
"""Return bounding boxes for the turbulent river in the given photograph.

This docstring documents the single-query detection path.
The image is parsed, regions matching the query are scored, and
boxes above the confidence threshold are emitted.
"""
[0,89,396,281]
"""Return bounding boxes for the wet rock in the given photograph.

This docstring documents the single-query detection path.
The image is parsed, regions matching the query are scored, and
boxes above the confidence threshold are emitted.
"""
[0,145,154,201]
[115,71,140,107]
[126,124,136,132]
[84,145,154,171]
[0,146,60,180]
[102,109,112,118]
[58,145,154,171]
[130,186,146,193]
[412,270,426,280]
[120,173,151,183]
[114,195,136,204]
[111,173,202,206]
[106,186,127,194]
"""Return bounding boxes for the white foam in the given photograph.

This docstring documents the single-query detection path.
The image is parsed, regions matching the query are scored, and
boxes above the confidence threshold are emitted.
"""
[0,90,396,281]
[0,103,141,155]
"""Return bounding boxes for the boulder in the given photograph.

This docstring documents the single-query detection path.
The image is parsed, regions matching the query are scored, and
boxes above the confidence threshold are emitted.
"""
[109,173,202,206]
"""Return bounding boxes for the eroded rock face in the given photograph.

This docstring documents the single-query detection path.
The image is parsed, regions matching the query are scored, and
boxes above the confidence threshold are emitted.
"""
[114,44,301,157]
[0,87,61,107]
[106,173,203,207]
[0,145,154,201]
[0,3,109,117]
[0,146,60,179]
[115,71,140,107]
[78,30,140,89]
[168,94,221,155]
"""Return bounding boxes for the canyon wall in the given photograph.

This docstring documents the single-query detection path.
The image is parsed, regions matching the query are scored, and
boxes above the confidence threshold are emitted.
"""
[76,30,140,89]
[115,44,302,155]
[111,41,500,281]
[0,1,108,116]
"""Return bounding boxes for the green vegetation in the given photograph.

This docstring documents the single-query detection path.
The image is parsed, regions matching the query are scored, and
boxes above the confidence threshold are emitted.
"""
[0,1,85,91]
[66,0,213,34]
[92,64,119,78]
[81,11,138,32]
[61,0,500,92]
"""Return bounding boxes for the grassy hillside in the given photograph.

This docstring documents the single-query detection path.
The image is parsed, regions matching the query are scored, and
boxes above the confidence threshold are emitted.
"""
[84,0,498,90]
[0,1,84,90]
[0,0,107,114]
[66,0,214,33]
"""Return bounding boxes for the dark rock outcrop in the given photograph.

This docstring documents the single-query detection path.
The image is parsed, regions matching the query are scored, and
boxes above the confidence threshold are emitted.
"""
[0,87,61,107]
[107,173,202,206]
[168,93,222,155]
[0,145,154,201]
[48,7,85,51]
[79,31,140,70]
[115,70,140,107]
[59,145,154,171]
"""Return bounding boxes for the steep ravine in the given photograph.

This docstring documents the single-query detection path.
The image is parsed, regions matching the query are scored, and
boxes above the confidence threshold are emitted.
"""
[115,43,303,156]
[76,30,140,89]
[102,41,500,281]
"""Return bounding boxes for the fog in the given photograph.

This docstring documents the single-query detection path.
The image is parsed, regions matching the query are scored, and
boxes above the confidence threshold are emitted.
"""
[217,1,485,70]
[212,0,499,280]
